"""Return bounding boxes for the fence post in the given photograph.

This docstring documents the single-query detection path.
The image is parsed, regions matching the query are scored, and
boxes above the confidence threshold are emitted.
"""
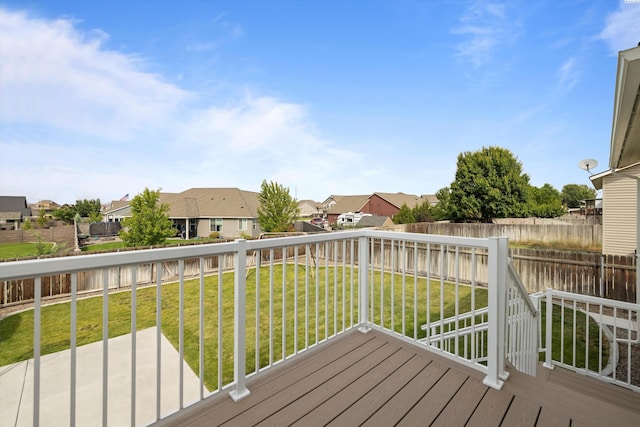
[230,239,250,401]
[358,234,371,333]
[543,287,554,370]
[483,236,507,390]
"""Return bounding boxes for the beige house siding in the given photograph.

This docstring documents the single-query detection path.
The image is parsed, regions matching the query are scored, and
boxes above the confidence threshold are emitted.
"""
[198,217,259,239]
[602,164,640,255]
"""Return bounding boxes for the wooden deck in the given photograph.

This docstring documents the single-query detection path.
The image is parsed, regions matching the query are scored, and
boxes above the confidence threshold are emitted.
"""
[157,329,640,427]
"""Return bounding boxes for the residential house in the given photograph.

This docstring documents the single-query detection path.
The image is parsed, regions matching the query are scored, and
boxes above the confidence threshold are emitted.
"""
[326,192,434,224]
[29,200,60,218]
[297,199,322,218]
[0,195,32,230]
[589,45,640,256]
[161,188,261,239]
[102,200,133,223]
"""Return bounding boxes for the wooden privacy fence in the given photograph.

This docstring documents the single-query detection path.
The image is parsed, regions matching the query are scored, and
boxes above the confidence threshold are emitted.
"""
[1,239,636,307]
[510,248,636,302]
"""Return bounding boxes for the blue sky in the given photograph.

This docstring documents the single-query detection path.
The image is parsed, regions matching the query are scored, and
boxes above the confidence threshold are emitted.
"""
[1,1,639,205]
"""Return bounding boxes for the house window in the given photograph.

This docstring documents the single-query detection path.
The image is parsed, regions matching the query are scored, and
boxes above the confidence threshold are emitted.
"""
[253,219,256,230]
[210,218,223,232]
[238,218,248,230]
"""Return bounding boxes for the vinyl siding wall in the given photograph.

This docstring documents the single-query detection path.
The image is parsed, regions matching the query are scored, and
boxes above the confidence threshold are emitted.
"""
[602,164,640,255]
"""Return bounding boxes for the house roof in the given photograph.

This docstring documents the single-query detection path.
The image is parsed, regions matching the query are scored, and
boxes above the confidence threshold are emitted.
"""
[357,215,393,228]
[609,45,640,170]
[372,192,426,209]
[327,195,370,214]
[0,196,31,217]
[163,188,260,218]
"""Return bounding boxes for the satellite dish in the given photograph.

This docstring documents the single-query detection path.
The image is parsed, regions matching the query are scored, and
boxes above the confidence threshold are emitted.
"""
[578,159,598,174]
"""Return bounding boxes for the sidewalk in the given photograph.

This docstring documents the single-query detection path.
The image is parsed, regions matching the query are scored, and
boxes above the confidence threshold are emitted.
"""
[0,327,205,427]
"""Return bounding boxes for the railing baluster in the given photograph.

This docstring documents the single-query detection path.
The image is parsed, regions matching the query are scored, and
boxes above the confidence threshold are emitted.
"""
[131,266,137,426]
[199,257,205,400]
[102,269,109,427]
[282,252,286,359]
[70,273,77,427]
[34,276,41,427]
[218,256,223,390]
[155,261,162,422]
[256,251,262,372]
[294,245,298,355]
[269,250,274,365]
[178,259,184,409]
[304,246,309,349]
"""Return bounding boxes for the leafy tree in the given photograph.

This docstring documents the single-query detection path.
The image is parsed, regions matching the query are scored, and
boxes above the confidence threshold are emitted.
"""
[119,188,174,247]
[393,204,415,224]
[257,180,300,232]
[53,205,76,223]
[449,146,530,222]
[529,184,565,218]
[52,199,102,224]
[413,200,433,223]
[75,199,101,218]
[431,187,453,221]
[36,209,48,228]
[561,184,597,208]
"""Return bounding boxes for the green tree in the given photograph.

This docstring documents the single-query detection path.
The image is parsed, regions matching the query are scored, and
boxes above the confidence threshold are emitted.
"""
[119,188,174,247]
[75,199,102,218]
[561,184,597,208]
[36,209,48,228]
[449,146,530,222]
[257,180,300,232]
[529,184,565,218]
[53,205,76,224]
[393,204,415,224]
[413,200,433,223]
[431,187,453,221]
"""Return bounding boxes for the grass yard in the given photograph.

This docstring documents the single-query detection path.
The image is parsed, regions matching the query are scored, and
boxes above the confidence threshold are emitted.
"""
[82,241,126,252]
[0,242,54,259]
[540,302,610,372]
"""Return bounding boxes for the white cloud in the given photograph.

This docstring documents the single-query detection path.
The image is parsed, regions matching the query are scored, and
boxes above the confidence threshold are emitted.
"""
[0,7,365,204]
[0,9,191,141]
[452,1,519,67]
[599,4,640,54]
[557,57,579,92]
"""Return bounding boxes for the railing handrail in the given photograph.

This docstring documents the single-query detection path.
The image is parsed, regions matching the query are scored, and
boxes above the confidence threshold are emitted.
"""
[549,288,640,312]
[507,262,538,315]
[420,307,489,331]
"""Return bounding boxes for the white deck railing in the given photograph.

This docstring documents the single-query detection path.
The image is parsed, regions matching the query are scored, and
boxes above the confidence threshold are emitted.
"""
[541,289,640,392]
[0,230,534,426]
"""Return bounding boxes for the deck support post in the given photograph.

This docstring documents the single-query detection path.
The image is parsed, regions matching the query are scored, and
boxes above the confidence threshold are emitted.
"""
[358,234,371,333]
[230,239,251,401]
[483,236,507,390]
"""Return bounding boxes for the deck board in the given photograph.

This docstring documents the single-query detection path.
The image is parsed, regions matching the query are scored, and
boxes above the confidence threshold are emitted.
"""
[156,328,640,427]
[315,355,429,426]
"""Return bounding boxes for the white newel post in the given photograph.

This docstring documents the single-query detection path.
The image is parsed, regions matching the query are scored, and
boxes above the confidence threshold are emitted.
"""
[358,234,371,333]
[230,239,251,401]
[483,236,507,390]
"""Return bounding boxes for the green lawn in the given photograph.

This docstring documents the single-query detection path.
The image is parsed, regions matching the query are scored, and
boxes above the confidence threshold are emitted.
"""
[540,302,609,372]
[0,242,54,259]
[82,241,126,252]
